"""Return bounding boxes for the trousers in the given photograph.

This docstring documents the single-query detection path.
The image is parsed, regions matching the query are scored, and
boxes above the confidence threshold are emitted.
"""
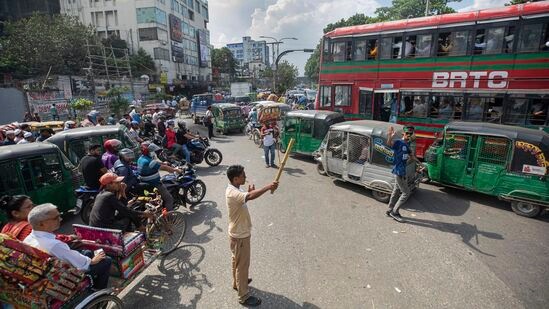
[388,174,410,214]
[230,236,251,302]
[263,143,275,166]
[81,250,112,290]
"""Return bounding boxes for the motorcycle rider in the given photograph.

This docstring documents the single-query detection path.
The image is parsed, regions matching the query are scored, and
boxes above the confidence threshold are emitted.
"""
[176,120,199,165]
[81,111,99,127]
[137,141,181,211]
[107,113,117,125]
[141,116,156,138]
[113,148,139,196]
[128,121,143,144]
[63,120,76,131]
[165,119,183,160]
[102,139,122,170]
[81,144,108,190]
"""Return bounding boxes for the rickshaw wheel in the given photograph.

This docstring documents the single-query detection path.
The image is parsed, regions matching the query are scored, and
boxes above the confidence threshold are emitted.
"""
[372,190,390,203]
[81,294,124,309]
[511,201,541,218]
[147,211,187,255]
[316,162,326,176]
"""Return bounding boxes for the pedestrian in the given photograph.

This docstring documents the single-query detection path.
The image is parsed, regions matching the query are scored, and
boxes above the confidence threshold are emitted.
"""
[33,113,41,122]
[225,165,278,307]
[17,132,35,144]
[204,105,214,139]
[385,126,412,223]
[2,130,16,146]
[50,104,59,121]
[36,128,53,142]
[260,121,278,168]
[23,112,33,122]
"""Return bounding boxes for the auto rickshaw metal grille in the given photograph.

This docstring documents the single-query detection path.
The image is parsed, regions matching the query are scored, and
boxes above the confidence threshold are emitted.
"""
[425,147,438,165]
[478,137,510,165]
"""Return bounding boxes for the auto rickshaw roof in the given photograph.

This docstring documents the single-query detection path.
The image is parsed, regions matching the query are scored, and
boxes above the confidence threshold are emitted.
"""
[330,120,404,136]
[46,125,122,144]
[212,103,241,110]
[0,142,60,160]
[446,122,549,144]
[286,110,344,121]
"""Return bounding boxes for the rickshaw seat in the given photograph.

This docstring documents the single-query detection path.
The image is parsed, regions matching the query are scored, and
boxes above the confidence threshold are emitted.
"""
[0,233,90,309]
[72,224,145,257]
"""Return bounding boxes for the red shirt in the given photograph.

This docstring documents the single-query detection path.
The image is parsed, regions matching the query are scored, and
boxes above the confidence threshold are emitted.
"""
[166,128,177,149]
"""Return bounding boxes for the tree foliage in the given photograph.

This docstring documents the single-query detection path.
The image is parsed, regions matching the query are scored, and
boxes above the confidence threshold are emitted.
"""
[130,48,156,77]
[304,0,459,80]
[0,14,95,79]
[505,0,543,5]
[263,60,299,94]
[211,47,237,76]
[106,86,130,116]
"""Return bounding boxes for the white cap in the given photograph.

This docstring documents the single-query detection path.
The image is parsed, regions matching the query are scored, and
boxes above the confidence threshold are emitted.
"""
[24,132,33,138]
[14,129,22,135]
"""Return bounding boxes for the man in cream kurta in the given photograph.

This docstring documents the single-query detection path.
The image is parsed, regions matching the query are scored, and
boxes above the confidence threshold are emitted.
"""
[225,165,278,307]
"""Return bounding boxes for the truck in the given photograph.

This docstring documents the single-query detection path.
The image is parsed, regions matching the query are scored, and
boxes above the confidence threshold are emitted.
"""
[230,82,252,98]
[190,93,214,124]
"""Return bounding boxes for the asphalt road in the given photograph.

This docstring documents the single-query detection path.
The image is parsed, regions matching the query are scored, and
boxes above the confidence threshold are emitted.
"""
[62,119,549,309]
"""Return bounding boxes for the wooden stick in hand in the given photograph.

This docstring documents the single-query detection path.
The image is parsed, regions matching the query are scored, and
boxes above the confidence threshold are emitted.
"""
[272,138,295,193]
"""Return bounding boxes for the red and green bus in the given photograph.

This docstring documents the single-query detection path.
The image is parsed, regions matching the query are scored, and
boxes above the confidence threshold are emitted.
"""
[316,1,549,158]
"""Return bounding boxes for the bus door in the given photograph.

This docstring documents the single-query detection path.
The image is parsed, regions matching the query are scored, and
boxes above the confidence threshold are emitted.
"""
[373,90,399,122]
[440,134,471,187]
[358,88,373,120]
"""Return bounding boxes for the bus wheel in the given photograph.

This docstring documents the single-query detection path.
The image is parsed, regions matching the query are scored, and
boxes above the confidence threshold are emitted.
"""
[372,190,390,203]
[511,201,541,218]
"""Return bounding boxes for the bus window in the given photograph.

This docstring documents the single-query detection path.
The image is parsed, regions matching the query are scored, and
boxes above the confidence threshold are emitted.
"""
[518,23,549,53]
[354,40,367,61]
[415,34,432,58]
[392,36,403,59]
[323,38,331,62]
[504,26,516,53]
[367,39,378,60]
[503,97,529,125]
[431,95,464,120]
[403,36,415,58]
[402,94,429,118]
[379,37,393,59]
[527,99,548,126]
[332,41,352,62]
[474,27,505,54]
[334,86,352,106]
[465,97,503,122]
[320,86,332,107]
[438,30,470,56]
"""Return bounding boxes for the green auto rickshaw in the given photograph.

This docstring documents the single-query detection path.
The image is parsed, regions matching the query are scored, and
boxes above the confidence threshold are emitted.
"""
[0,143,79,224]
[211,103,246,134]
[424,121,549,218]
[280,110,345,155]
[46,125,138,165]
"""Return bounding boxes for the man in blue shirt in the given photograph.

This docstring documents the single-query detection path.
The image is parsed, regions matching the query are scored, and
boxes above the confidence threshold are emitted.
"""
[137,142,181,210]
[386,126,412,222]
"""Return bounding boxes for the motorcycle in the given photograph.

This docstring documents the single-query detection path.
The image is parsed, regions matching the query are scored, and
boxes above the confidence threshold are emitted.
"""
[74,186,100,224]
[159,135,223,167]
[160,166,207,208]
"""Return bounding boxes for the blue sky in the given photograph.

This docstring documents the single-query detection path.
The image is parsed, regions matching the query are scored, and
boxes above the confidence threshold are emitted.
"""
[208,0,508,75]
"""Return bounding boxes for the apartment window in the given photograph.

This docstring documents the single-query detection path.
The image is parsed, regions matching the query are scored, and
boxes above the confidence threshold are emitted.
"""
[96,11,104,27]
[203,7,208,19]
[139,28,158,41]
[90,12,95,25]
[187,0,193,9]
[196,1,200,13]
[106,11,116,27]
[153,47,170,60]
[188,10,194,21]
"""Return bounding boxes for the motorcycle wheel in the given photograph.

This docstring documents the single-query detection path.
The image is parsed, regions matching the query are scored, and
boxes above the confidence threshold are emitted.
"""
[184,179,207,205]
[253,131,261,145]
[80,199,94,225]
[204,148,223,166]
[158,149,170,162]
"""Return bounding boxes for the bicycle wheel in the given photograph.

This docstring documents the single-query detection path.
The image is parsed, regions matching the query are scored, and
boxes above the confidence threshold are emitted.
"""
[81,294,124,309]
[184,179,206,205]
[147,211,187,255]
[253,130,261,145]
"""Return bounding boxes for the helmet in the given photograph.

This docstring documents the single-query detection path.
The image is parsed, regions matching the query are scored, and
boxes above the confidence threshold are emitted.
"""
[177,121,186,129]
[64,120,76,130]
[131,120,139,126]
[104,139,122,153]
[119,148,135,162]
[166,119,175,127]
[140,141,161,156]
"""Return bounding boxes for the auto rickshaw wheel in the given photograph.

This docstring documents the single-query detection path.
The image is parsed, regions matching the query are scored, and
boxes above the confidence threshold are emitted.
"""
[511,201,542,218]
[81,199,94,225]
[316,162,327,176]
[372,190,390,203]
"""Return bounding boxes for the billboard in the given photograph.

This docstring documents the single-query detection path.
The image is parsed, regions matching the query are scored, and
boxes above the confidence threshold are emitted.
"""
[197,30,209,68]
[171,45,184,63]
[169,14,182,43]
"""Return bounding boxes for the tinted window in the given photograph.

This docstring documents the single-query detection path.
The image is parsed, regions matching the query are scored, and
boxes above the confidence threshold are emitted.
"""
[438,30,470,56]
[353,40,367,61]
[415,34,432,57]
[465,96,503,123]
[0,161,20,195]
[301,119,313,134]
[334,86,351,107]
[320,86,332,107]
[518,23,549,53]
[474,27,505,54]
[20,154,63,190]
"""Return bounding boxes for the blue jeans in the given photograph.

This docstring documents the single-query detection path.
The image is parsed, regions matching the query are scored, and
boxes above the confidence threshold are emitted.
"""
[181,144,191,163]
[264,143,275,166]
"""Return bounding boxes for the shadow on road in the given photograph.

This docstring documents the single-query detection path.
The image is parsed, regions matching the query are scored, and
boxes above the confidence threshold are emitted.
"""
[248,287,320,309]
[122,244,211,308]
[404,217,504,257]
[195,163,228,176]
[283,167,307,178]
[184,200,223,244]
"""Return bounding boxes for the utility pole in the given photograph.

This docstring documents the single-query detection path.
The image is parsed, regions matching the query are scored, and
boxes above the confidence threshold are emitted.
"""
[425,0,430,16]
[274,49,314,93]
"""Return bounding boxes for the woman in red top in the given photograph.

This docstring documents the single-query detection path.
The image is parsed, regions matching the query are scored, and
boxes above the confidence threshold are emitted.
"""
[1,195,77,244]
[165,120,184,159]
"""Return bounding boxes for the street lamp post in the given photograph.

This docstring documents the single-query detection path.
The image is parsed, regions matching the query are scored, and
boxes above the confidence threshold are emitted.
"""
[259,36,298,93]
[274,49,314,94]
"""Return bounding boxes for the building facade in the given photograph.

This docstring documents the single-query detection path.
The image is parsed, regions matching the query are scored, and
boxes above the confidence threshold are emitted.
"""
[0,0,60,22]
[226,36,269,76]
[60,0,212,91]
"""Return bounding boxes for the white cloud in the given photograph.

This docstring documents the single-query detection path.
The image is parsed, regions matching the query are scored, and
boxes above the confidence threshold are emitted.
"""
[458,0,506,12]
[208,0,382,75]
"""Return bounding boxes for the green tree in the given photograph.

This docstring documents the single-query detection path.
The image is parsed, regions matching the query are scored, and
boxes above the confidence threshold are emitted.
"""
[375,0,459,21]
[106,86,130,117]
[263,60,298,94]
[211,47,237,76]
[506,0,543,5]
[130,48,156,77]
[0,14,95,78]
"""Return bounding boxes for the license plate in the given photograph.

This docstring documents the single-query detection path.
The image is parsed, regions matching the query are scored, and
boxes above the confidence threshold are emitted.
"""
[76,199,83,208]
